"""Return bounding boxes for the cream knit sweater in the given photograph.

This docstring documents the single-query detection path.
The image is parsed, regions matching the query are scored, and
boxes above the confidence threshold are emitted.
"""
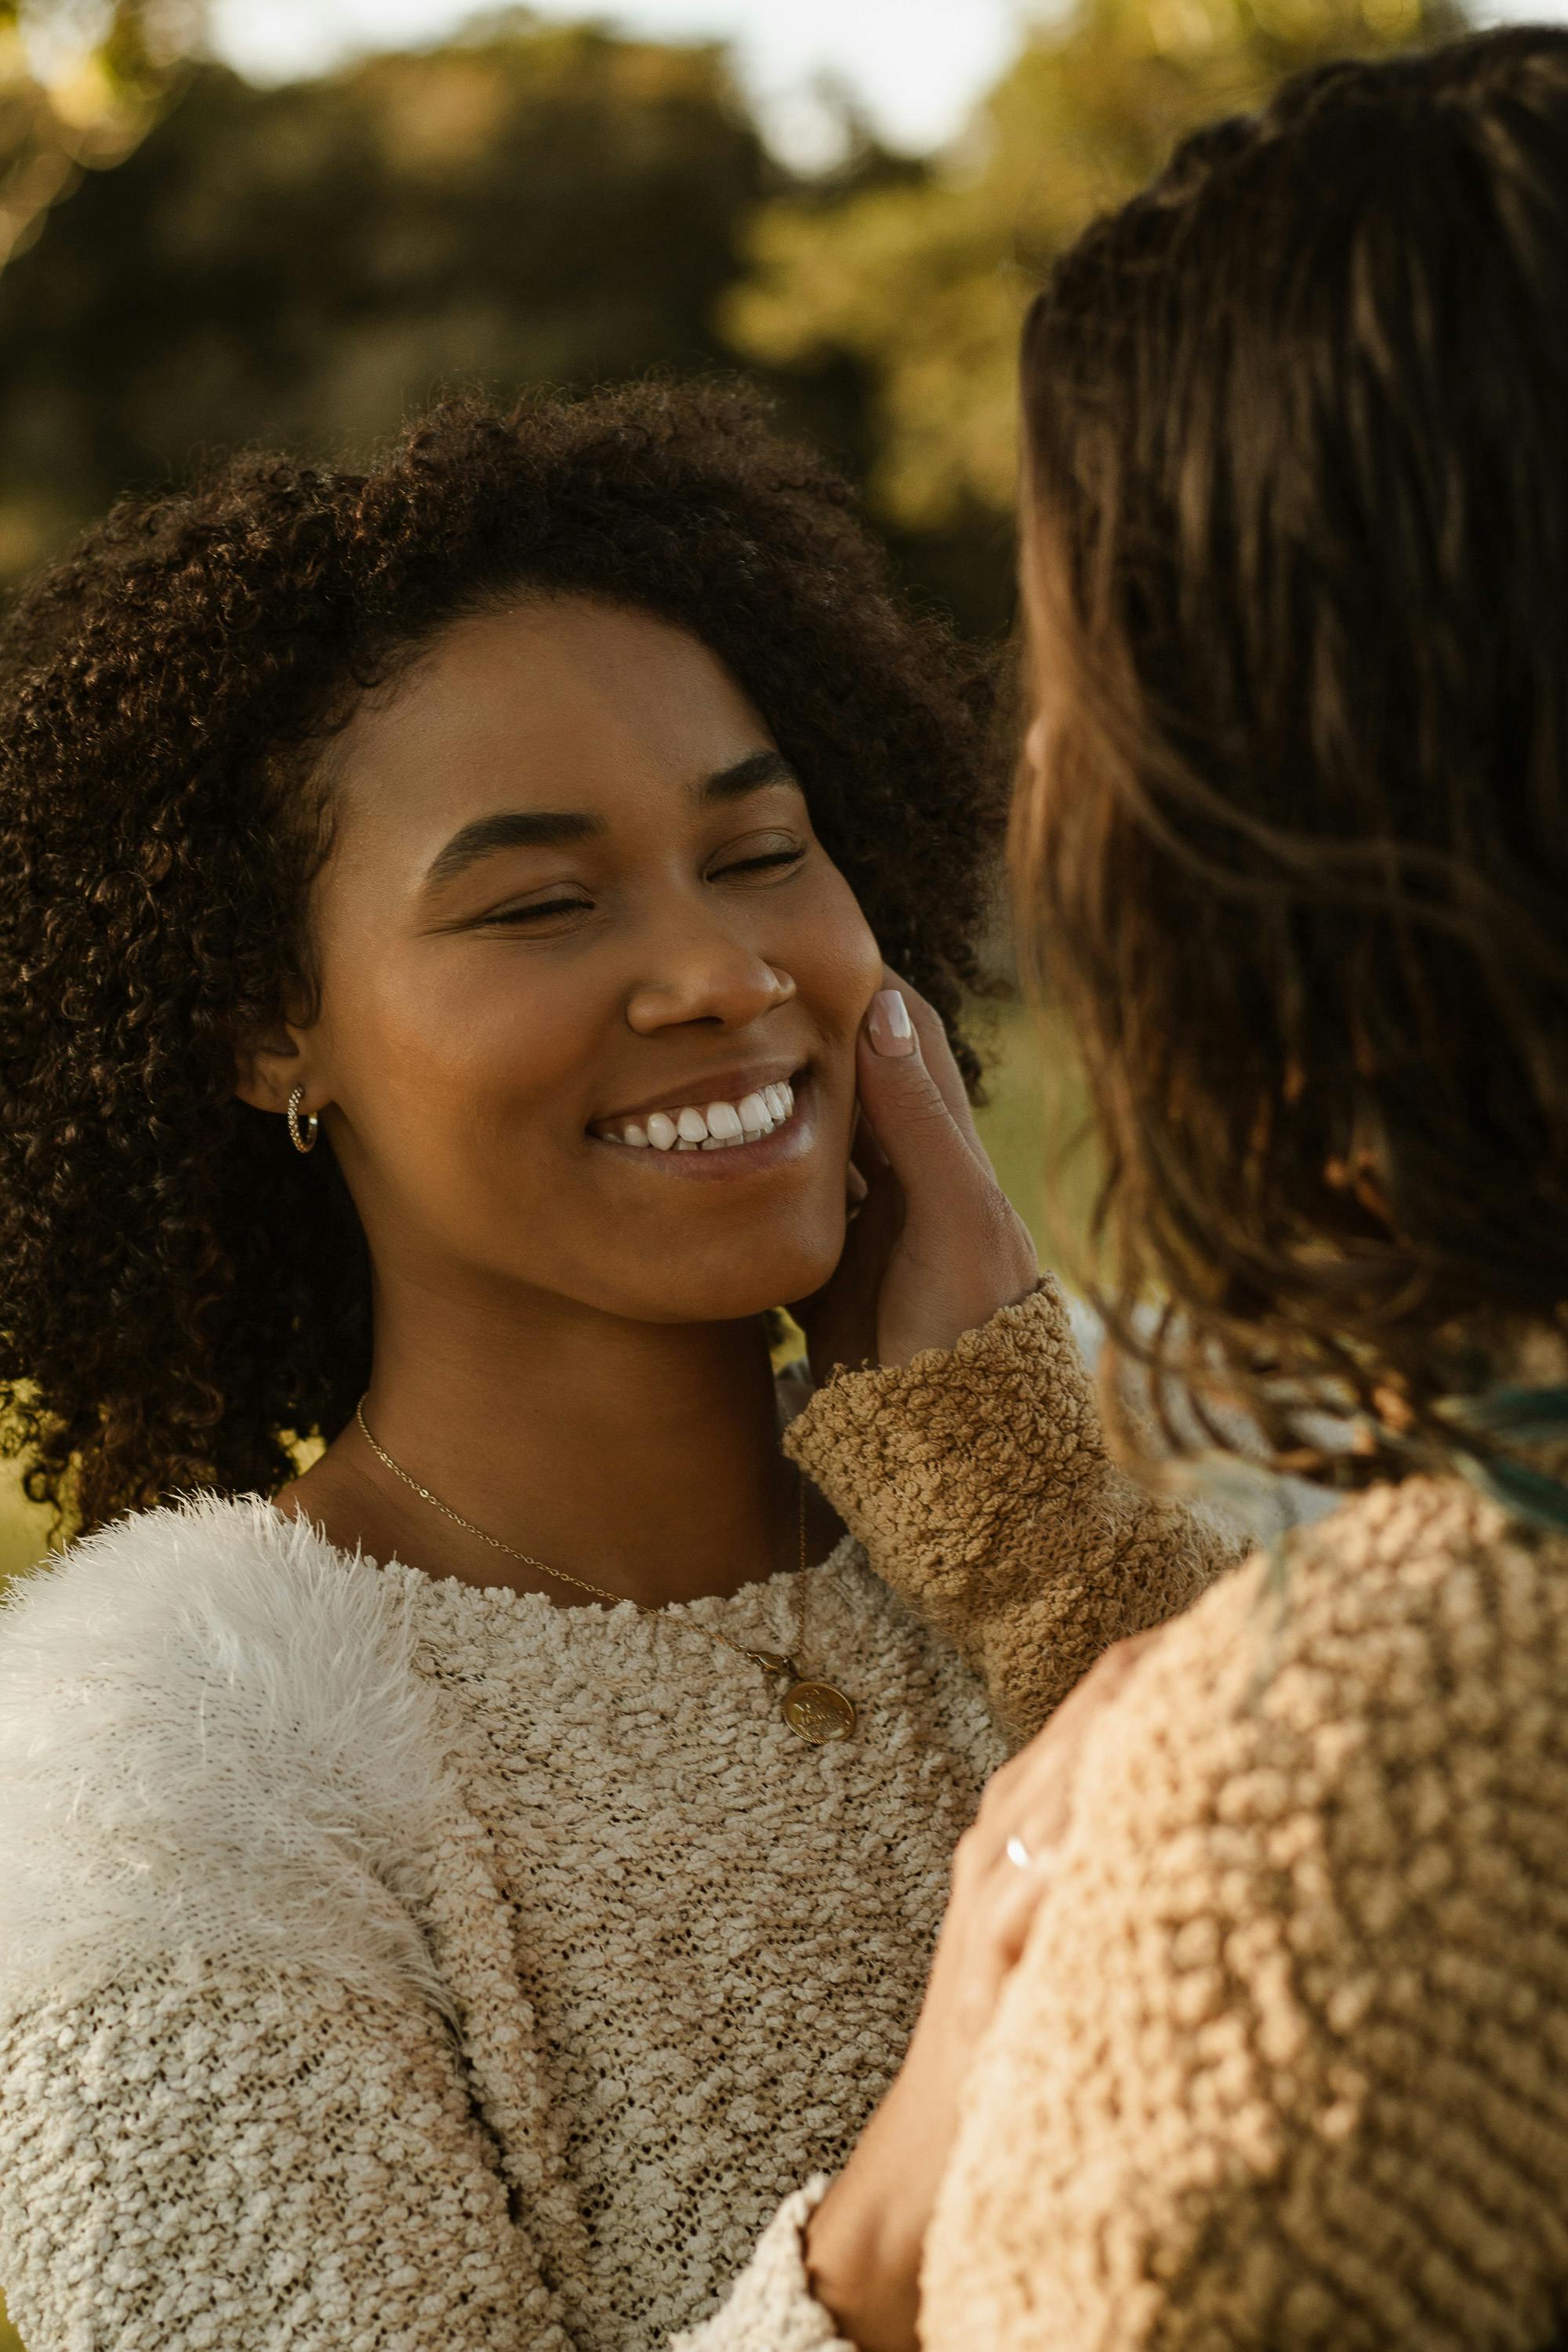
[0,1288,1222,2352]
[9,1279,1555,2350]
[0,1519,997,2352]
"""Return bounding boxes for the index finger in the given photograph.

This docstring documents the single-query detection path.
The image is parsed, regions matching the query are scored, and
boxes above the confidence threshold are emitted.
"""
[877,964,995,1173]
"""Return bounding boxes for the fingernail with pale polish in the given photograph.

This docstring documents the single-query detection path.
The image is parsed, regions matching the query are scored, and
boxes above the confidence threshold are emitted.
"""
[867,989,916,1057]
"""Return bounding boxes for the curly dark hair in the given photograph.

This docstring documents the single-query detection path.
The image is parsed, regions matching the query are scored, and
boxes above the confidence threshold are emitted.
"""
[0,381,1002,1535]
[1016,27,1568,1487]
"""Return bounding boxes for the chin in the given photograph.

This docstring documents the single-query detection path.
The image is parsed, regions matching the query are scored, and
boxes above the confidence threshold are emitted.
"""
[621,1224,844,1330]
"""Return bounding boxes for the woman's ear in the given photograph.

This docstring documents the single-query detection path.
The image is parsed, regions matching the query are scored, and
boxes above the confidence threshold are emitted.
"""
[231,1018,310,1116]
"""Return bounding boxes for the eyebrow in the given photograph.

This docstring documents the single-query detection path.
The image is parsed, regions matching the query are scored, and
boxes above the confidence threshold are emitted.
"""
[420,748,801,891]
[422,808,597,891]
[696,747,798,804]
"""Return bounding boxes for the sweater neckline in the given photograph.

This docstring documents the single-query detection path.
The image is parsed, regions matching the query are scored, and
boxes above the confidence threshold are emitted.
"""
[380,1527,864,1634]
[267,1497,862,1636]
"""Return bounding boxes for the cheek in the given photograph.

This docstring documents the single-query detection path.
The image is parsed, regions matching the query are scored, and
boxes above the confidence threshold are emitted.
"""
[318,940,595,1169]
[795,869,884,1032]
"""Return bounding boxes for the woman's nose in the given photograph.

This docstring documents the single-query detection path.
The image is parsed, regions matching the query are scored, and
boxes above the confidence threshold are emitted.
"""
[623,925,795,1033]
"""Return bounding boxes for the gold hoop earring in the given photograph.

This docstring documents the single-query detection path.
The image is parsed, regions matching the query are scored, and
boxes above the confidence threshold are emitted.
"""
[286,1086,320,1155]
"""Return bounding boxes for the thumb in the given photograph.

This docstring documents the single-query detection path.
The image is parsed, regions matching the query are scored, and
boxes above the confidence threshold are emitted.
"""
[856,988,989,1198]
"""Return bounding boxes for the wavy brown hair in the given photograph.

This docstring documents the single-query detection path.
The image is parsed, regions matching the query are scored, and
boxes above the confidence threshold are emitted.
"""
[1016,27,1568,1487]
[0,382,1001,1535]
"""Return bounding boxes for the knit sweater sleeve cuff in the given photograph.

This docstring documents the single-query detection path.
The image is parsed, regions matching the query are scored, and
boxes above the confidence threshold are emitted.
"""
[783,1281,1240,1736]
[784,1281,1098,1579]
[671,2176,853,2352]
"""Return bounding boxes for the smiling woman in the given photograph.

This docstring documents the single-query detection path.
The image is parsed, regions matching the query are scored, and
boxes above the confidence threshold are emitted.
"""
[0,383,1091,2352]
[244,597,885,1422]
[0,386,998,1536]
[239,582,916,1621]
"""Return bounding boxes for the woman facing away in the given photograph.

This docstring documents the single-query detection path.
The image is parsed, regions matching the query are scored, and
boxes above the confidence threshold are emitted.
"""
[0,383,1225,2350]
[792,24,1568,2352]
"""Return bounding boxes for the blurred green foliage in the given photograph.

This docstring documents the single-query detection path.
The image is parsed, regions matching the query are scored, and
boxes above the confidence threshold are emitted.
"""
[0,0,1466,626]
[1,0,202,273]
[727,0,1465,561]
[0,16,783,577]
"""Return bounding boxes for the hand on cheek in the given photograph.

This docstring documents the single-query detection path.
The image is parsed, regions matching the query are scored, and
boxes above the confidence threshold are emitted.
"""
[793,970,1040,1381]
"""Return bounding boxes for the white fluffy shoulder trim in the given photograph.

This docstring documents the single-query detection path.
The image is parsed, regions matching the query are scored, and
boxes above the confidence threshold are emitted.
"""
[0,1494,459,2021]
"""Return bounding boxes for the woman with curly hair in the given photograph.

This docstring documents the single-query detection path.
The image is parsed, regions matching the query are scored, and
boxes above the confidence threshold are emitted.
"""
[0,382,1221,2348]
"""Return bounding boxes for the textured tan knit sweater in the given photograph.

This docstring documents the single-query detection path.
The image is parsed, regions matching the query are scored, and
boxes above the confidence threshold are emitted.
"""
[783,1286,1568,2352]
[7,1279,1560,2347]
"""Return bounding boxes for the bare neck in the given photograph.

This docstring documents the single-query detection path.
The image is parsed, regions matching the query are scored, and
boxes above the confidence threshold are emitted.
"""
[278,1269,822,1608]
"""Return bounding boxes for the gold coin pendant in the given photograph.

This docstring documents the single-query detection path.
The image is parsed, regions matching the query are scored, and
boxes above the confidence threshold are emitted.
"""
[781,1679,857,1744]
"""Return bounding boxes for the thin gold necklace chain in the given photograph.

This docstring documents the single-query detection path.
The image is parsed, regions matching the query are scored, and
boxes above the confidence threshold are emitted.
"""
[354,1397,809,1679]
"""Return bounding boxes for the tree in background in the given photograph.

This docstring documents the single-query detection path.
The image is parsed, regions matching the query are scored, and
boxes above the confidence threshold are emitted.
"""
[728,0,1467,633]
[0,0,1475,633]
[0,0,198,269]
[0,14,785,578]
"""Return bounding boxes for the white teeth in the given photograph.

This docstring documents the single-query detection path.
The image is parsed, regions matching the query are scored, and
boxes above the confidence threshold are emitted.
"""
[602,1078,801,1151]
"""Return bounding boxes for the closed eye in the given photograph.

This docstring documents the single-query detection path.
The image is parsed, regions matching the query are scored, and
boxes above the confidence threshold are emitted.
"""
[488,895,590,925]
[717,848,805,877]
[483,846,803,926]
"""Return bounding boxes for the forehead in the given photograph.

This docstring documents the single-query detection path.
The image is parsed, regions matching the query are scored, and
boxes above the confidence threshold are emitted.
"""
[329,597,771,836]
